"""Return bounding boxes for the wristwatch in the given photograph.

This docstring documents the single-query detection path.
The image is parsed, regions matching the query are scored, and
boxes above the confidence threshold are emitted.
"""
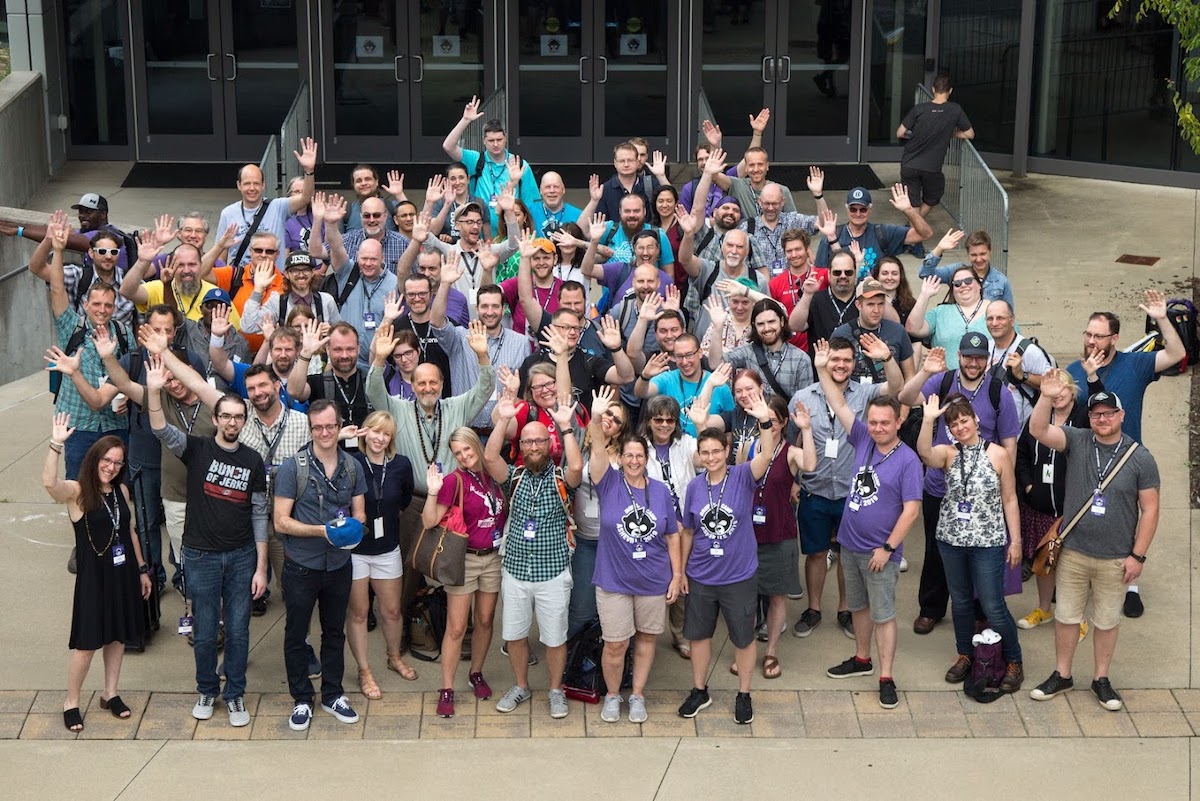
[139,563,152,575]
[882,543,895,553]
[759,420,773,430]
[1130,552,1147,564]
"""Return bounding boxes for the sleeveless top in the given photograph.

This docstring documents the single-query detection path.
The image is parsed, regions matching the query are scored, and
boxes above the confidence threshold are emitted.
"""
[937,442,1007,548]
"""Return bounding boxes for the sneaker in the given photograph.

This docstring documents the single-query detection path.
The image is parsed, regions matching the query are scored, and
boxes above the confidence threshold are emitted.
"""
[548,688,569,719]
[307,645,322,679]
[734,691,754,724]
[826,550,838,570]
[678,686,712,718]
[1078,621,1089,642]
[251,597,268,617]
[499,642,539,666]
[1030,671,1074,701]
[192,693,216,720]
[628,694,648,724]
[321,695,359,724]
[826,655,874,679]
[67,546,77,574]
[999,662,1024,693]
[755,622,768,642]
[1091,678,1124,711]
[288,702,313,731]
[1017,607,1054,629]
[468,671,492,700]
[1123,590,1144,618]
[436,689,455,718]
[899,556,909,572]
[944,654,972,683]
[495,684,532,713]
[227,697,250,727]
[600,693,622,723]
[792,608,822,638]
[837,610,854,639]
[879,679,899,709]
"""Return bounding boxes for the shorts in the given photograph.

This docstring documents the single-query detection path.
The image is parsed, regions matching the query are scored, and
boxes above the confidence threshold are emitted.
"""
[595,587,667,641]
[900,167,946,208]
[682,575,758,648]
[351,547,403,581]
[163,498,186,554]
[1054,548,1127,630]
[841,548,900,624]
[756,538,802,597]
[798,491,845,555]
[501,567,572,647]
[445,551,502,596]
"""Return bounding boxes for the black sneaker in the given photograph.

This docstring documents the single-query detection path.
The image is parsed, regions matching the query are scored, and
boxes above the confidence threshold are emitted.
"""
[837,610,855,639]
[878,679,899,709]
[307,645,322,679]
[252,597,268,617]
[1091,678,1124,711]
[826,655,874,679]
[1030,671,1074,701]
[678,686,712,718]
[734,692,754,724]
[1123,591,1144,618]
[792,608,822,638]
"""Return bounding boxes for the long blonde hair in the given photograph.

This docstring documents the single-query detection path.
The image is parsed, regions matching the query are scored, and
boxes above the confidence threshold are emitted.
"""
[360,411,397,458]
[448,427,485,470]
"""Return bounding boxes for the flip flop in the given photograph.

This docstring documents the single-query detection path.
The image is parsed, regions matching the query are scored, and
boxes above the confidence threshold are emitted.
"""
[762,655,782,680]
[729,662,739,677]
[358,667,383,700]
[63,707,84,732]
[673,642,691,660]
[100,695,132,719]
[387,656,418,681]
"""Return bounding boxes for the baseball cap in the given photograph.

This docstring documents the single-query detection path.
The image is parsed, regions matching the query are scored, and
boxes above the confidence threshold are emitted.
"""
[530,237,556,254]
[71,193,108,212]
[202,288,232,307]
[1087,391,1123,411]
[846,187,872,206]
[456,201,484,220]
[285,252,314,271]
[958,332,990,357]
[856,278,887,299]
[730,276,759,297]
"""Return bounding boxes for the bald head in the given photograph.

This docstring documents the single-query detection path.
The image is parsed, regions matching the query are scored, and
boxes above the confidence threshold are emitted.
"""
[520,421,553,472]
[237,164,265,206]
[539,171,566,208]
[357,238,384,278]
[361,196,388,237]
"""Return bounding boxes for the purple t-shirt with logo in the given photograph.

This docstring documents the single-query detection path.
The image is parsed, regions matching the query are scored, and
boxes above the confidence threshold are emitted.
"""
[592,468,679,597]
[920,371,1019,497]
[836,419,923,562]
[682,462,758,586]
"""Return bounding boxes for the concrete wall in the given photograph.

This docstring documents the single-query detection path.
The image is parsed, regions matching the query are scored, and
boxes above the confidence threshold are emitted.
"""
[0,72,49,207]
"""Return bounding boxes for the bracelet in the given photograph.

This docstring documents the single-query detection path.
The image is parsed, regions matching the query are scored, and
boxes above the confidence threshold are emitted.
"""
[639,373,650,381]
[298,355,312,362]
[147,406,161,412]
[210,334,225,348]
[1130,552,1147,564]
[605,344,622,353]
[812,193,823,200]
[49,442,63,453]
[304,171,315,176]
[16,226,24,238]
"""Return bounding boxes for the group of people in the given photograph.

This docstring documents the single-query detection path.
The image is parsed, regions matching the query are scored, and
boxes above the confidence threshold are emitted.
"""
[15,82,1170,733]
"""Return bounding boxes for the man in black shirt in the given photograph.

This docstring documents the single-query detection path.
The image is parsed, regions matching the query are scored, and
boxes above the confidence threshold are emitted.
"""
[897,71,974,218]
[790,250,859,356]
[393,273,453,398]
[148,361,269,729]
[288,320,373,438]
[519,307,631,406]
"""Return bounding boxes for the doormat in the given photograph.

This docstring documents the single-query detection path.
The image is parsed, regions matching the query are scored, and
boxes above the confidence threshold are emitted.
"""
[122,162,246,189]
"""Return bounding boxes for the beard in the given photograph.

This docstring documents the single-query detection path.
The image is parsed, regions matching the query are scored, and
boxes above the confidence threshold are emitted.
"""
[177,276,201,297]
[523,452,551,474]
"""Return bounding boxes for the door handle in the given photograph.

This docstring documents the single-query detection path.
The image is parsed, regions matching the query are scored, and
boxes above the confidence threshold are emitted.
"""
[224,54,237,81]
[579,56,589,84]
[761,56,775,83]
[394,55,406,83]
[778,55,791,83]
[597,55,608,84]
[206,53,218,81]
[412,55,424,83]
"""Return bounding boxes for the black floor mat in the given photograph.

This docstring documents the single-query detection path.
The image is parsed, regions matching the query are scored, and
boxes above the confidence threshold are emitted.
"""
[121,162,246,189]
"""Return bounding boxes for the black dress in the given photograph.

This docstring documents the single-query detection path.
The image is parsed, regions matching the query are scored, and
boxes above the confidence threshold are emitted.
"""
[69,490,145,650]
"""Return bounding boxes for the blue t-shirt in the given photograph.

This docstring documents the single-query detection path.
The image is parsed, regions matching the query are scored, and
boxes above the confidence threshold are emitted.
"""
[836,419,923,561]
[682,462,758,586]
[530,201,583,238]
[1065,350,1157,444]
[813,223,910,272]
[459,148,541,231]
[651,370,735,436]
[229,360,308,412]
[598,222,674,268]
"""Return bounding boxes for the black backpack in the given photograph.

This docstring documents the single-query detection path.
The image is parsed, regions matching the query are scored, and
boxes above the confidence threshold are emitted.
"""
[898,369,1002,451]
[1146,299,1198,376]
[562,618,633,704]
[49,319,132,401]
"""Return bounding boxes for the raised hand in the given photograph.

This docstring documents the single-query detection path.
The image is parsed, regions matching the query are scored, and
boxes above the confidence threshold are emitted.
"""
[816,208,837,240]
[848,239,865,268]
[703,148,727,176]
[299,318,330,360]
[496,365,520,397]
[812,338,830,371]
[704,294,727,328]
[649,150,668,178]
[209,303,232,337]
[216,222,239,252]
[294,137,319,174]
[1040,369,1065,400]
[467,319,489,356]
[383,290,403,322]
[384,170,406,198]
[372,322,397,361]
[495,183,515,214]
[676,205,698,236]
[859,332,892,363]
[136,234,163,265]
[145,355,167,392]
[540,324,570,356]
[640,293,665,325]
[91,325,117,360]
[745,388,772,421]
[937,228,965,253]
[642,350,671,379]
[597,315,622,350]
[426,174,445,204]
[253,261,276,292]
[1139,289,1168,320]
[50,220,70,253]
[707,361,733,387]
[461,95,483,123]
[324,193,348,224]
[591,385,617,418]
[506,153,525,185]
[44,345,81,377]
[494,391,518,421]
[441,252,464,286]
[411,210,431,243]
[137,323,170,356]
[922,346,947,375]
[701,119,722,149]
[791,401,812,431]
[714,277,749,298]
[259,313,276,342]
[889,182,913,213]
[548,398,578,430]
[663,284,681,311]
[51,412,76,444]
[802,272,821,296]
[589,173,603,204]
[153,214,179,246]
[919,275,943,298]
[1082,349,1105,379]
[517,230,537,259]
[748,108,771,134]
[806,166,825,196]
[311,191,327,221]
[160,253,178,285]
[476,241,501,273]
[426,462,445,496]
[923,393,945,419]
[589,213,607,243]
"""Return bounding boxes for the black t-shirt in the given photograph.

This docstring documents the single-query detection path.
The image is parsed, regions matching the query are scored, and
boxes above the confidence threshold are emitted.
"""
[353,452,415,556]
[398,314,452,397]
[900,101,972,171]
[519,349,612,407]
[180,436,268,552]
[807,291,858,355]
[306,369,372,428]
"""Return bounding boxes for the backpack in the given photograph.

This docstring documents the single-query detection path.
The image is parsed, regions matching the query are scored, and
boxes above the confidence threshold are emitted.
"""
[322,264,363,307]
[994,336,1055,405]
[291,448,359,505]
[509,463,578,551]
[962,628,1008,703]
[277,291,326,326]
[900,369,1002,452]
[406,586,448,662]
[561,618,634,703]
[1145,298,1198,376]
[49,319,132,401]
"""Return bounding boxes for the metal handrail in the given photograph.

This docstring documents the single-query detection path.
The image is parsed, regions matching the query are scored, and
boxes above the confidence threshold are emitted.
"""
[460,88,507,155]
[259,134,280,201]
[914,84,1010,274]
[697,86,716,145]
[278,82,311,194]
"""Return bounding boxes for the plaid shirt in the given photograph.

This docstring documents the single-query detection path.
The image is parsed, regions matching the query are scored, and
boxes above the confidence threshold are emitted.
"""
[724,342,814,400]
[740,213,819,274]
[62,264,136,326]
[342,229,411,274]
[237,404,312,484]
[53,306,135,432]
[501,464,574,582]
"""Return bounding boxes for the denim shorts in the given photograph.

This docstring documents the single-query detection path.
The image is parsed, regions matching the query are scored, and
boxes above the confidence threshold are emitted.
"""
[798,491,845,554]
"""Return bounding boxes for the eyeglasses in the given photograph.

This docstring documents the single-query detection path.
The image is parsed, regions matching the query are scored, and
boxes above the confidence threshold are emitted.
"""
[951,278,977,287]
[830,270,854,277]
[530,382,557,393]
[361,212,385,219]
[555,324,582,333]
[99,456,125,468]
[1088,409,1121,420]
[93,248,120,256]
[674,350,699,360]
[217,413,247,423]
[395,349,418,359]
[520,437,551,447]
[181,226,207,235]
[405,291,430,300]
[651,416,676,424]
[251,247,278,255]
[623,453,648,461]
[847,205,869,213]
[459,218,483,227]
[1083,331,1114,340]
[311,424,341,433]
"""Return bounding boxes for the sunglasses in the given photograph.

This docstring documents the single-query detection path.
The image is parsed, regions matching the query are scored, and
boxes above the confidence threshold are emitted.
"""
[361,212,385,219]
[952,278,977,287]
[830,269,854,277]
[251,247,279,255]
[93,247,120,256]
[848,205,869,213]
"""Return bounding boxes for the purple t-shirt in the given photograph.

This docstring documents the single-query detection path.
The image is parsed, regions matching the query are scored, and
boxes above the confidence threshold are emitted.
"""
[920,371,1019,497]
[836,419,923,562]
[600,260,674,300]
[437,469,507,550]
[592,468,679,596]
[285,212,314,253]
[682,462,758,585]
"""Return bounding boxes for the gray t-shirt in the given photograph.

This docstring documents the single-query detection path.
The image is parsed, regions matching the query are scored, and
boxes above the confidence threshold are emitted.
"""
[1059,426,1159,560]
[274,448,368,571]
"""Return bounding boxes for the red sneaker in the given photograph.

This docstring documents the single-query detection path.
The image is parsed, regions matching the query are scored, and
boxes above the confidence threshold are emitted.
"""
[437,688,455,718]
[468,671,492,700]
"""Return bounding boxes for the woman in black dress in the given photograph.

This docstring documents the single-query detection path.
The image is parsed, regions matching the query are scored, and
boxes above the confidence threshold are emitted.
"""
[42,413,151,732]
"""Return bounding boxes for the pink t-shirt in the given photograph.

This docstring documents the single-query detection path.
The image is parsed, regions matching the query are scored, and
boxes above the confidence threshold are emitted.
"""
[437,469,507,550]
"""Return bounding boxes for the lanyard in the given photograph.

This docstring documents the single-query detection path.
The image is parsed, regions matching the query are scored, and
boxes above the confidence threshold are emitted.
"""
[522,467,550,509]
[254,408,288,465]
[1093,436,1125,486]
[957,442,985,490]
[487,331,505,367]
[866,441,902,470]
[654,444,681,514]
[414,401,442,466]
[957,298,984,325]
[173,399,202,433]
[621,473,651,516]
[827,288,853,322]
[101,490,121,532]
[408,318,430,360]
[461,249,480,284]
[365,456,389,515]
[755,440,785,499]
[677,373,704,412]
[175,283,202,317]
[334,371,361,409]
[704,470,730,525]
[361,275,385,307]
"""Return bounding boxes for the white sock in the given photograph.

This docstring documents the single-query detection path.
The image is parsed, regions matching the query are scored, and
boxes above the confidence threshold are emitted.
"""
[1128,584,1140,594]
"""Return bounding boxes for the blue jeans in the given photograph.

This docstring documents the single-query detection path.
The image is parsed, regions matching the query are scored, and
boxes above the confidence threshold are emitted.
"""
[566,537,599,639]
[129,464,169,588]
[282,558,352,706]
[937,541,1022,665]
[184,542,257,700]
[64,428,127,480]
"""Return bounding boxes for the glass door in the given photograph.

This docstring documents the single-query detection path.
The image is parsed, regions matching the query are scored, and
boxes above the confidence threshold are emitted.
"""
[593,1,674,157]
[864,0,928,152]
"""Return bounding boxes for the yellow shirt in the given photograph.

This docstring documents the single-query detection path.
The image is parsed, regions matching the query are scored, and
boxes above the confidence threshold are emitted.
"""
[137,279,242,328]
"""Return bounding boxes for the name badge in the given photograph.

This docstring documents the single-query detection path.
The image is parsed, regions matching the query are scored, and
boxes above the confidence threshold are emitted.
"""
[858,375,874,385]
[373,518,385,540]
[346,436,359,449]
[112,543,126,566]
[752,505,767,525]
[1042,464,1054,484]
[363,312,377,330]
[709,547,724,557]
[1090,492,1107,517]
[178,615,194,635]
[848,496,861,512]
[524,519,537,539]
[632,550,647,560]
[824,439,839,459]
[492,530,502,548]
[955,501,973,522]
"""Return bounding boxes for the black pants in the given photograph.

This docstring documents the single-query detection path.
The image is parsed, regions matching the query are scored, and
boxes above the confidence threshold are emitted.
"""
[283,558,352,706]
[917,492,948,620]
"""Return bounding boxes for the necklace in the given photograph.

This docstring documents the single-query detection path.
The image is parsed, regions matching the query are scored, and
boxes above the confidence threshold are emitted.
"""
[414,401,443,466]
[82,491,120,556]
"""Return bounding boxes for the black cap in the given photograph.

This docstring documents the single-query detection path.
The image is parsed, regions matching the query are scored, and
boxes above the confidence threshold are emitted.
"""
[1087,391,1123,411]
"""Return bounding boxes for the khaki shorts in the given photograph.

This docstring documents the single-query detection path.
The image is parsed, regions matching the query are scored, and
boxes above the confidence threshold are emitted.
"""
[595,587,667,641]
[445,551,502,596]
[1054,548,1127,630]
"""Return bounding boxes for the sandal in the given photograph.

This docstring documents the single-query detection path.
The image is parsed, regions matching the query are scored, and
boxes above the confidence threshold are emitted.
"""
[674,642,691,660]
[729,662,739,677]
[358,667,382,700]
[762,655,782,680]
[386,655,418,681]
[63,707,84,732]
[100,695,132,719]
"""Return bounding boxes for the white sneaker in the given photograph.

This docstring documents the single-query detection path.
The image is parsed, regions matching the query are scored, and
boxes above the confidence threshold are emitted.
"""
[226,697,250,727]
[192,693,216,720]
[600,693,622,723]
[628,694,648,724]
[548,688,569,719]
[899,557,909,572]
